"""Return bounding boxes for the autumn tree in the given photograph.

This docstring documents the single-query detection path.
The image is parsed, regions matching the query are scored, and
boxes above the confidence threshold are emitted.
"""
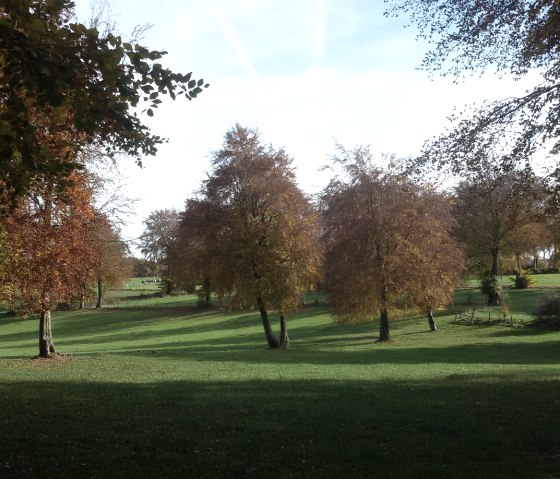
[0,0,208,203]
[386,0,560,173]
[168,199,214,307]
[92,222,132,308]
[321,146,464,341]
[452,164,548,304]
[176,125,321,348]
[0,173,101,357]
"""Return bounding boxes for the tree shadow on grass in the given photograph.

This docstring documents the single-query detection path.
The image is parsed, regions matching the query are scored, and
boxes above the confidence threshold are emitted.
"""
[0,374,558,478]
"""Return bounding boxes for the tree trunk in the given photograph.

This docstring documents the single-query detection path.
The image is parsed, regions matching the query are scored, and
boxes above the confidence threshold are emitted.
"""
[79,285,85,310]
[257,295,280,349]
[377,308,390,342]
[39,310,57,358]
[490,246,499,277]
[96,278,103,309]
[279,309,289,349]
[427,309,437,331]
[203,276,211,308]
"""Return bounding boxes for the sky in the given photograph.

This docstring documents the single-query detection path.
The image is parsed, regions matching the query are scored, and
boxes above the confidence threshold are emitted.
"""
[73,0,535,253]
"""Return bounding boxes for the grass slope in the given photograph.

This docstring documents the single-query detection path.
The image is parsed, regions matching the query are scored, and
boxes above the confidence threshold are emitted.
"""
[0,278,559,478]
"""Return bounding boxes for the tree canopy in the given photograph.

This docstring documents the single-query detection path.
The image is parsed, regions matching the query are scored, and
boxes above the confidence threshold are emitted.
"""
[321,146,464,341]
[173,125,322,348]
[0,0,208,202]
[386,0,560,171]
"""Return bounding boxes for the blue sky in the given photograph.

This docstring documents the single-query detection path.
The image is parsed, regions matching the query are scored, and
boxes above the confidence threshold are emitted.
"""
[73,0,533,249]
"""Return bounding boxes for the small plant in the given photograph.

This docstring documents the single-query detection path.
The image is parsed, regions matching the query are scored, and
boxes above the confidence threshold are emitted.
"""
[531,292,560,330]
[480,274,503,305]
[511,270,536,289]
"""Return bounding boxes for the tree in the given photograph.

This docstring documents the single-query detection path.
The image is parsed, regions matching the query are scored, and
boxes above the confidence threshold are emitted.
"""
[0,172,101,357]
[452,164,548,304]
[320,146,464,341]
[140,208,180,292]
[386,0,560,172]
[0,0,208,202]
[168,199,214,307]
[92,222,132,308]
[176,125,322,348]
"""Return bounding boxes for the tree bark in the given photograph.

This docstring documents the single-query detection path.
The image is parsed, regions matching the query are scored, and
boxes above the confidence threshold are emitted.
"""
[490,246,499,277]
[96,278,103,309]
[202,276,211,308]
[39,310,56,358]
[279,309,289,349]
[79,285,85,310]
[257,295,280,349]
[377,308,390,342]
[427,309,437,331]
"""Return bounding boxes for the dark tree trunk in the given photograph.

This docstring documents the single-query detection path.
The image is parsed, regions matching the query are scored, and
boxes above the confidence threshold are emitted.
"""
[96,278,103,309]
[490,246,499,277]
[427,309,437,331]
[377,308,390,342]
[39,310,56,358]
[279,309,289,349]
[203,276,211,308]
[257,295,280,349]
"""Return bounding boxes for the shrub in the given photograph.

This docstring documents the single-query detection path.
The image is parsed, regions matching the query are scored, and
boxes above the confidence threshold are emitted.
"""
[531,293,560,330]
[511,270,536,289]
[480,275,503,305]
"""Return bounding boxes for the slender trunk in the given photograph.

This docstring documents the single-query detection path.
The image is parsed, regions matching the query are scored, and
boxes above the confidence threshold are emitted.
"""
[279,309,289,349]
[427,309,437,331]
[39,310,56,358]
[377,308,390,342]
[490,247,499,277]
[257,295,280,349]
[203,276,211,308]
[79,285,85,310]
[96,278,103,309]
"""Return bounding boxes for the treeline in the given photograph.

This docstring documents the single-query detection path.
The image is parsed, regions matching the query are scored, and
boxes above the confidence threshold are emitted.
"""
[140,124,560,348]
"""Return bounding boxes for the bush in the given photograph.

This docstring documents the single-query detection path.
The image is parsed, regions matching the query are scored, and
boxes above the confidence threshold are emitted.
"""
[532,293,560,330]
[480,275,503,305]
[511,270,536,289]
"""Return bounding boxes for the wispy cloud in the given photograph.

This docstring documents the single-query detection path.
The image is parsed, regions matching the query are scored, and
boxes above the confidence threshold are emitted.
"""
[211,0,261,84]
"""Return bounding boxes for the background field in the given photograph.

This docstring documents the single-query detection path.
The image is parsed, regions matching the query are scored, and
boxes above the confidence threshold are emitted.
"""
[0,276,559,477]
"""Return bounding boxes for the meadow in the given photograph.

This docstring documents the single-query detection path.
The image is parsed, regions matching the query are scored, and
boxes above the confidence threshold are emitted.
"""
[0,276,559,478]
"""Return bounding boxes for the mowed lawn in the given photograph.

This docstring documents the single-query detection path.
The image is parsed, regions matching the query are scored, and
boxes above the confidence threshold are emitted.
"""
[0,277,559,478]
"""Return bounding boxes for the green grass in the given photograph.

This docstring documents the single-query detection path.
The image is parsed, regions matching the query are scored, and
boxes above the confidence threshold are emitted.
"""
[1,279,560,477]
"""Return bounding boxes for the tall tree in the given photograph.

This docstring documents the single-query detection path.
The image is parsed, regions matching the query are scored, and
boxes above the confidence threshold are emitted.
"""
[176,125,322,348]
[386,0,560,173]
[1,173,101,357]
[321,146,464,342]
[0,0,208,203]
[452,164,548,303]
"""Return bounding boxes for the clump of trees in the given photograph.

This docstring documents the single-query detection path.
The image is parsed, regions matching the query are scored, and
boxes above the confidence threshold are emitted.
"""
[320,146,464,341]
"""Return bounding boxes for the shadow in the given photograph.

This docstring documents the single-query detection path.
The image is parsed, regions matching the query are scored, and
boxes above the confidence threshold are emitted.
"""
[0,375,558,478]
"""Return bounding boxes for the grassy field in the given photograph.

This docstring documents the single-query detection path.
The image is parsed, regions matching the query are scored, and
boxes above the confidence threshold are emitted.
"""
[0,277,559,477]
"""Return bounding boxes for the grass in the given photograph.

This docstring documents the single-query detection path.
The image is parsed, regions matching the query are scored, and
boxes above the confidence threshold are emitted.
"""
[0,280,559,477]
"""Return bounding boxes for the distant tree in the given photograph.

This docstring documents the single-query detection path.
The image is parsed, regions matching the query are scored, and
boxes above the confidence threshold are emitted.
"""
[177,125,322,348]
[320,146,464,341]
[168,199,214,307]
[0,0,208,203]
[386,0,560,173]
[452,164,548,304]
[0,173,100,357]
[92,222,132,308]
[140,208,180,288]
